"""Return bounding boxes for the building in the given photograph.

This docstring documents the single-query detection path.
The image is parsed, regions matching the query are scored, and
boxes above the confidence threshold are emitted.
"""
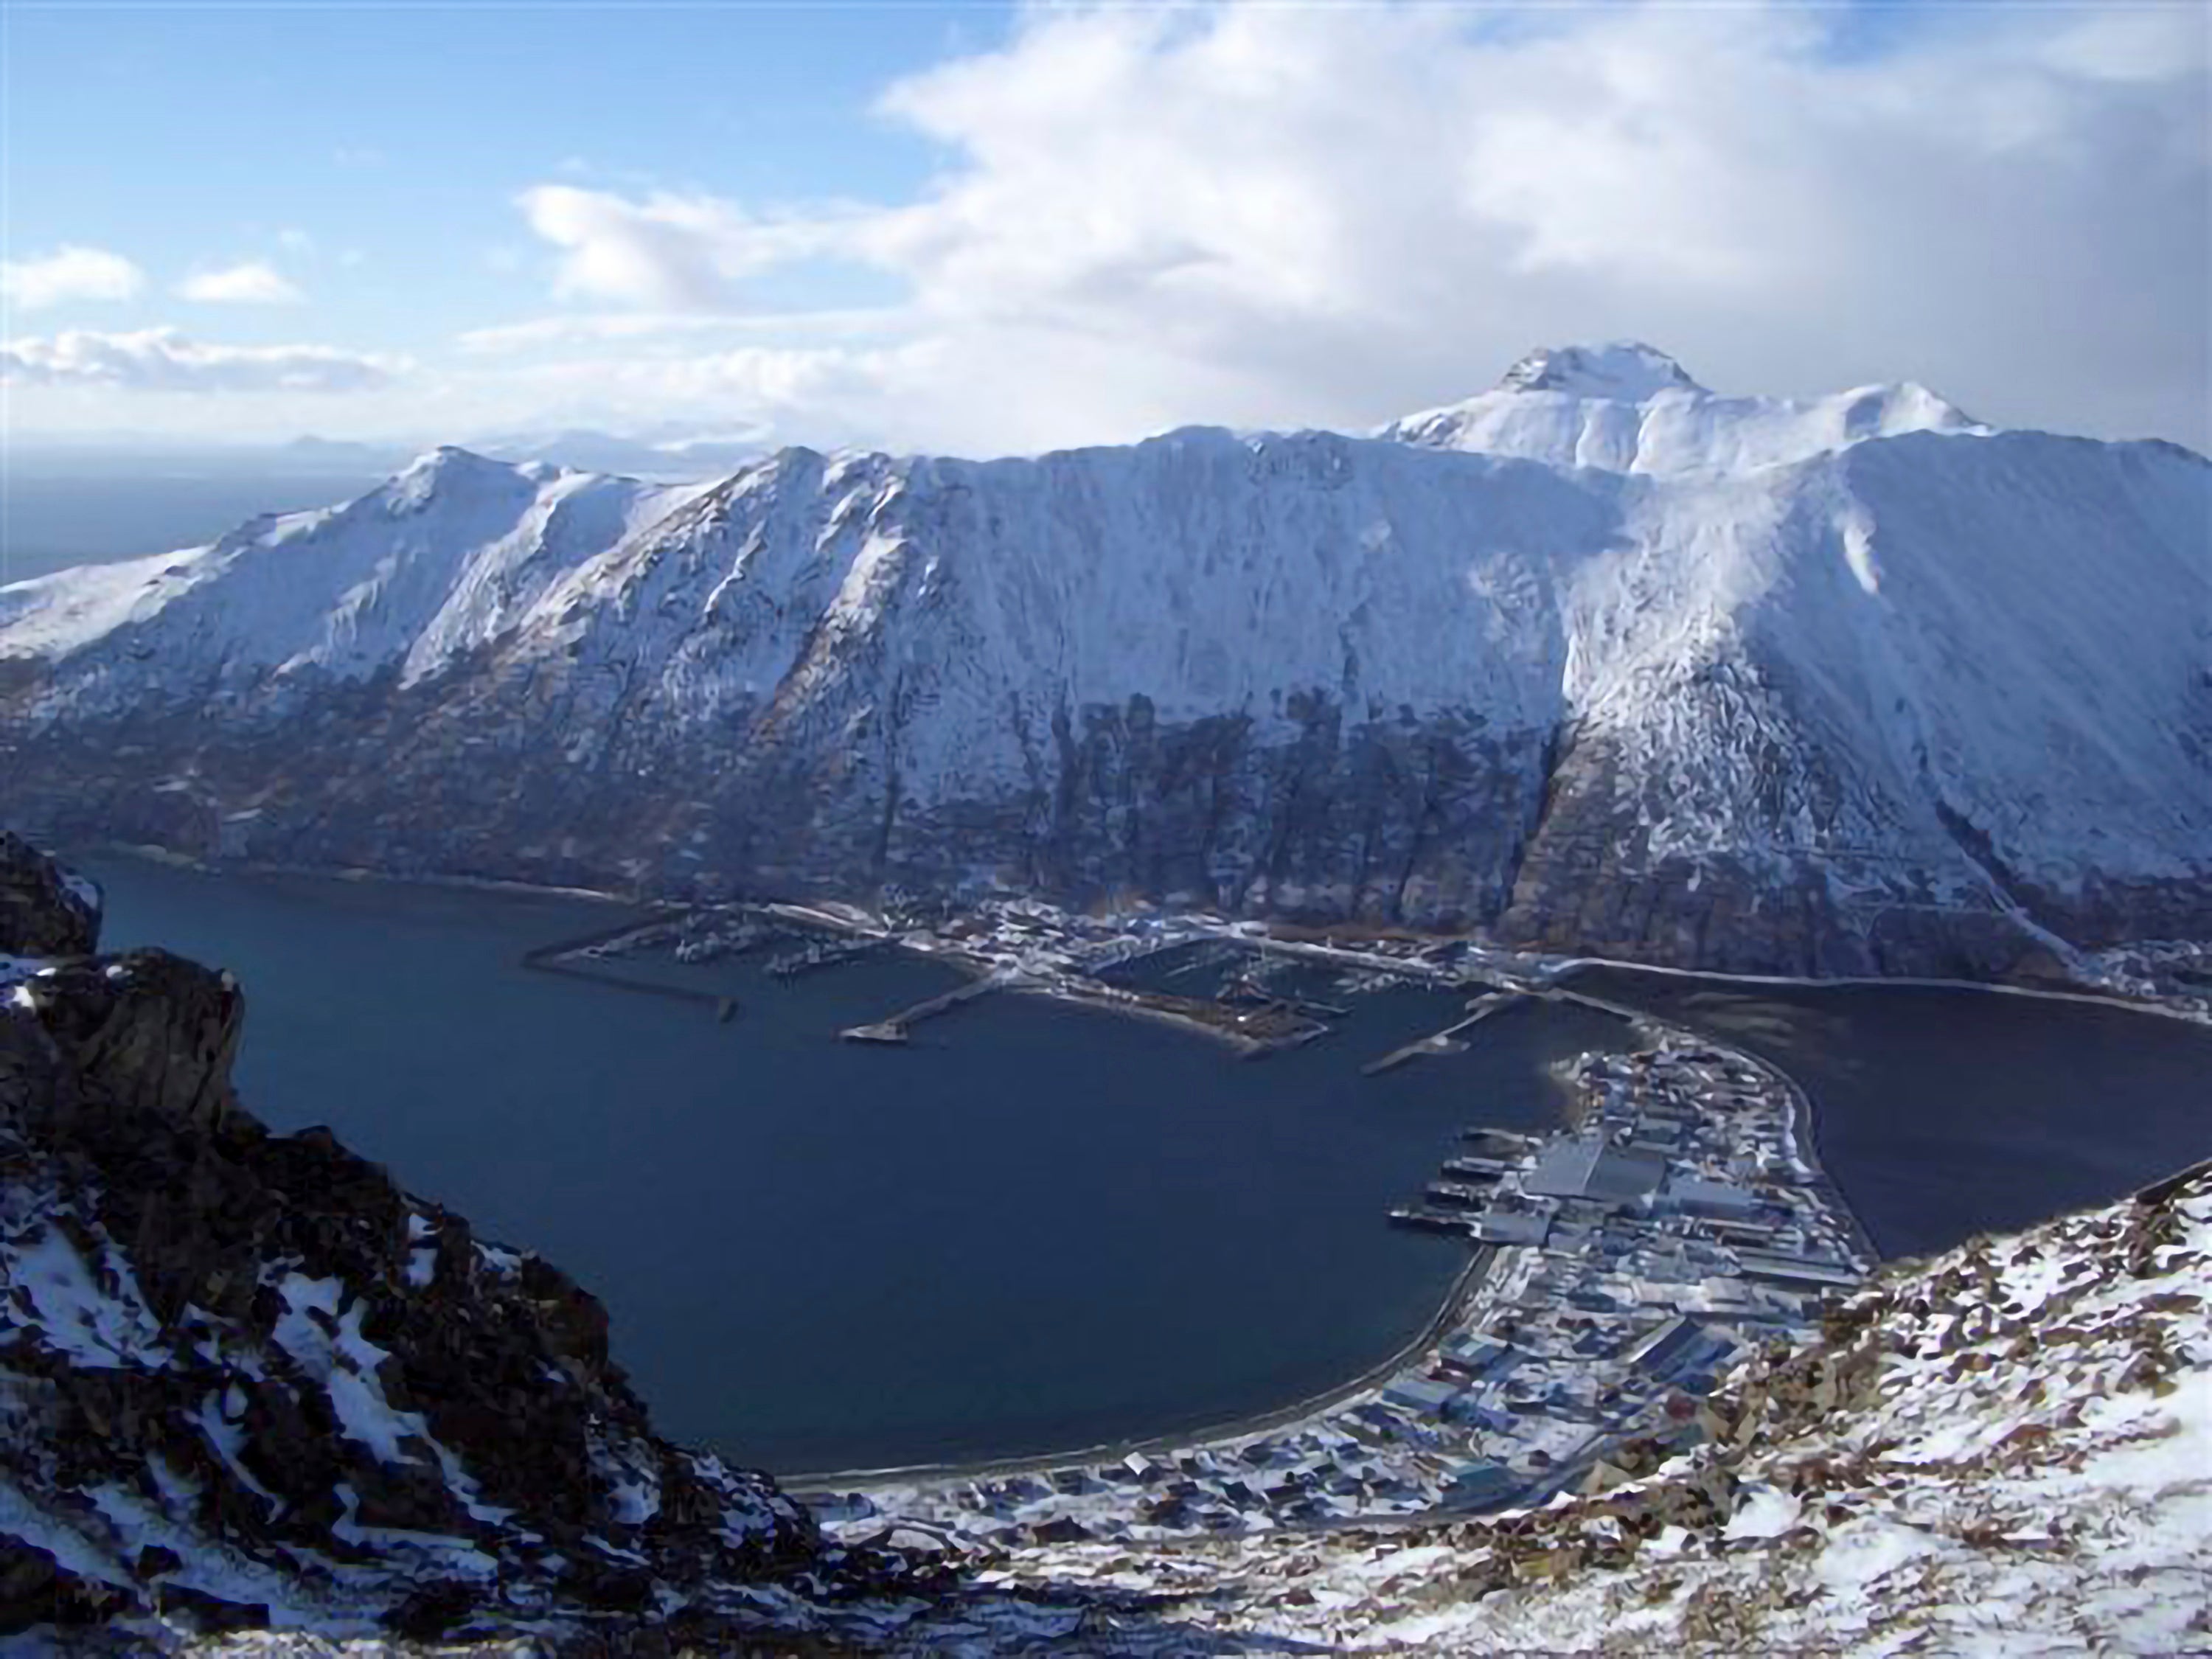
[1664,1174,1761,1218]
[1440,1463,1520,1509]
[1441,1335,1507,1374]
[1382,1376,1463,1417]
[1618,1314,1731,1380]
[1523,1135,1667,1206]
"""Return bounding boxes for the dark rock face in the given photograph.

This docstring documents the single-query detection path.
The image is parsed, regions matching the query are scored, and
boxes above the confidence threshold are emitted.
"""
[0,847,953,1646]
[0,830,99,956]
[24,949,243,1133]
[10,684,2203,984]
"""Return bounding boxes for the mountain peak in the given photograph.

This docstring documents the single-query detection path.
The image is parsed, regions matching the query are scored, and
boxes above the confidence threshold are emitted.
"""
[1498,341,1706,400]
[384,445,529,512]
[402,443,506,479]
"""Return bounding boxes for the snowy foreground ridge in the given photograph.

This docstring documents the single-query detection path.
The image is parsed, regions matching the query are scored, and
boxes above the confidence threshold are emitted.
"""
[970,1158,2212,1656]
[3,343,2208,975]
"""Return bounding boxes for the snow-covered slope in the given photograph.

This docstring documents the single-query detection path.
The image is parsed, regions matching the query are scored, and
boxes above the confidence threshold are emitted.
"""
[1,347,2205,976]
[0,449,704,703]
[984,1160,2212,1657]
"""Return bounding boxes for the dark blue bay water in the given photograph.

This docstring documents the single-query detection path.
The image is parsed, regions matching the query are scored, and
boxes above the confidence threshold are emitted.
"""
[80,855,1631,1474]
[1562,965,2212,1259]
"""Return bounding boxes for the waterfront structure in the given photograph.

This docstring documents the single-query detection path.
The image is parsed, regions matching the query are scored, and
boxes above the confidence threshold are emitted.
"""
[1523,1135,1666,1205]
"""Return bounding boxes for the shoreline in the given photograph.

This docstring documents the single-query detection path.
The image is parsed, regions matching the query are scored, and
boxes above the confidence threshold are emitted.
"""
[789,996,1879,1517]
[1550,953,2212,1028]
[83,841,639,909]
[785,1244,1497,1495]
[64,842,2100,1506]
[66,841,2202,1028]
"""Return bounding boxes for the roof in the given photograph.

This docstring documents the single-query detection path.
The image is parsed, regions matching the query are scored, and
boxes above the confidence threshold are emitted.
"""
[1382,1376,1462,1413]
[1620,1314,1719,1372]
[1523,1135,1667,1204]
[1666,1175,1761,1213]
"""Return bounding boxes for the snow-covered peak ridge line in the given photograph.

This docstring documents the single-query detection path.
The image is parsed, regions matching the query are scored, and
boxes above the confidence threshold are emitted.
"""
[0,352,2205,972]
[1498,341,1708,399]
[0,450,711,690]
[1382,342,1988,476]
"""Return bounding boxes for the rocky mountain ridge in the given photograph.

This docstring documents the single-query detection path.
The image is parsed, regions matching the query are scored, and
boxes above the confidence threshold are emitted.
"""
[3,344,2208,980]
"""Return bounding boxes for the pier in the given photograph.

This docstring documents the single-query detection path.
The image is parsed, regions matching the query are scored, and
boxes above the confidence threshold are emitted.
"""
[1388,1205,1476,1237]
[1357,992,1523,1075]
[768,935,892,980]
[841,972,1006,1044]
[1461,1128,1538,1150]
[1440,1158,1512,1182]
[519,911,741,1021]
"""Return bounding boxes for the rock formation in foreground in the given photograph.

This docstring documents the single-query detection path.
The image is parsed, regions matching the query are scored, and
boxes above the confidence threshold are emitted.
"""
[0,833,945,1647]
[4,344,2208,981]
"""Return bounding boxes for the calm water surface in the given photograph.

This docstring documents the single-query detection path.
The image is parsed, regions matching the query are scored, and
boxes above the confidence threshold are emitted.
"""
[83,855,1630,1473]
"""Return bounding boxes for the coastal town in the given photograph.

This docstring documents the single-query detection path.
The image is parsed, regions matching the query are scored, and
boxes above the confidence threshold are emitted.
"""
[532,894,1879,1545]
[796,1034,1871,1548]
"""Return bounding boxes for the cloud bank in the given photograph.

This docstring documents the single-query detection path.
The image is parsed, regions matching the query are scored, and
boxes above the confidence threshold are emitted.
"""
[1,328,399,393]
[495,1,2209,455]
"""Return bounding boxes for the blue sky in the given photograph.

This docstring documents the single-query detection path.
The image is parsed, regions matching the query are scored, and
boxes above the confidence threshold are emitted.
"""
[7,2,995,347]
[4,1,2207,453]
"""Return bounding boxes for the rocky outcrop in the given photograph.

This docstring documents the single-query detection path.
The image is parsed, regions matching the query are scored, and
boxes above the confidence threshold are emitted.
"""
[0,846,965,1646]
[0,831,98,957]
[20,950,243,1133]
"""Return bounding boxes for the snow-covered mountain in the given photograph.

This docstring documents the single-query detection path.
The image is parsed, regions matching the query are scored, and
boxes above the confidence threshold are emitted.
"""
[0,450,704,692]
[3,344,2207,976]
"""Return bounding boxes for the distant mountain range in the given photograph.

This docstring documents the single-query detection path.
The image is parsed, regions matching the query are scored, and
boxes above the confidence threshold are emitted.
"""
[3,342,2206,977]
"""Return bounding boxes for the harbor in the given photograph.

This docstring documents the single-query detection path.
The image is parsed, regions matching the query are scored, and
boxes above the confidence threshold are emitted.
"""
[83,851,2212,1478]
[514,892,1878,1536]
[799,1031,1874,1548]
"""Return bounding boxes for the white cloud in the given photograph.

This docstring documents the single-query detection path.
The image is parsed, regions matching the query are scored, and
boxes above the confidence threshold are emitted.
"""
[1,327,400,392]
[455,307,900,355]
[1,246,146,310]
[515,184,853,309]
[177,262,307,305]
[498,1,2210,455]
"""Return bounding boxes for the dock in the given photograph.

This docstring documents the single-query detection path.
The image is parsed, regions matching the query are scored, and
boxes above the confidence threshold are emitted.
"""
[523,953,740,1021]
[841,973,1004,1044]
[1357,992,1523,1075]
[1440,1158,1512,1182]
[519,911,740,1021]
[1425,1182,1491,1208]
[768,936,892,980]
[1388,1205,1476,1237]
[1360,1032,1470,1076]
[1461,1128,1538,1150]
